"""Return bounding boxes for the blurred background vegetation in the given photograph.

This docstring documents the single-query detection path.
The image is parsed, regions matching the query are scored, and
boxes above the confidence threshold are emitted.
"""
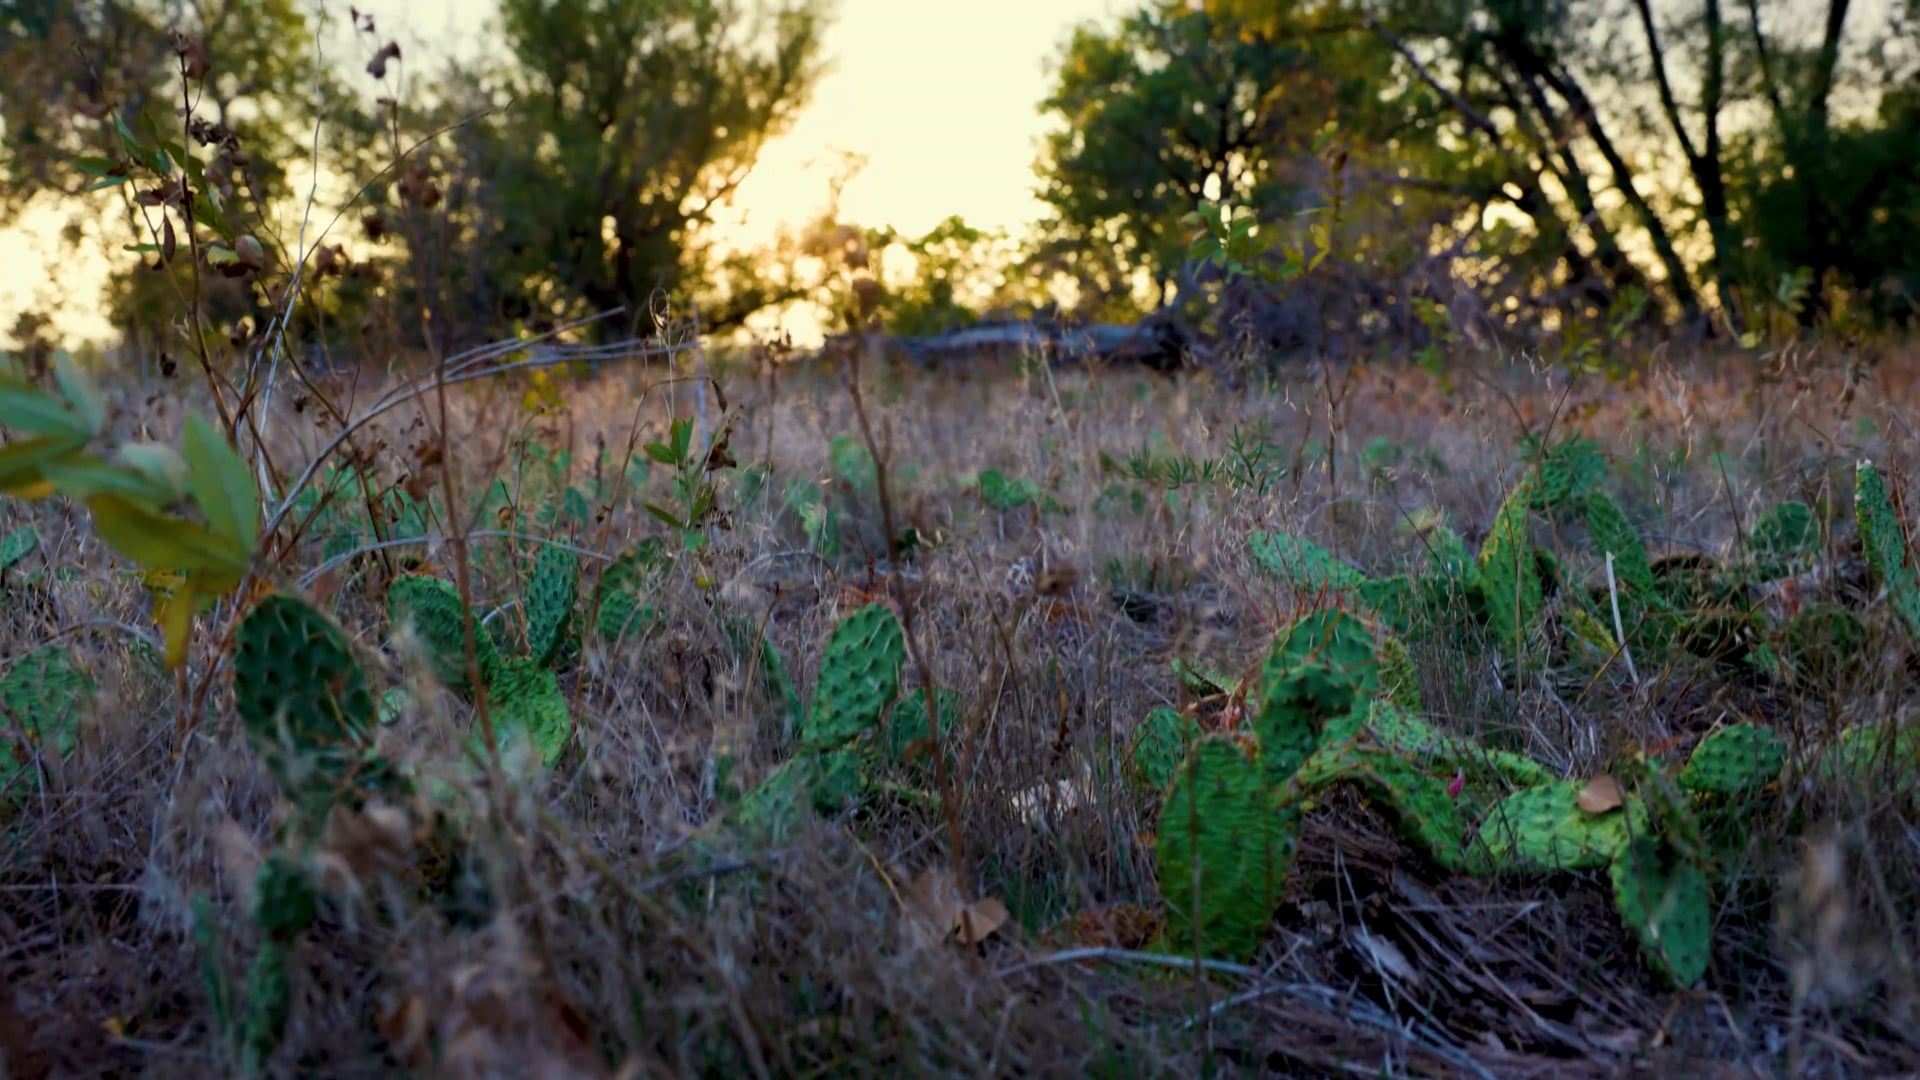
[2,0,1916,364]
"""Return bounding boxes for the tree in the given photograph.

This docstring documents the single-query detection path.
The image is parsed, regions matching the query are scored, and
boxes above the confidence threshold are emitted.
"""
[416,0,829,342]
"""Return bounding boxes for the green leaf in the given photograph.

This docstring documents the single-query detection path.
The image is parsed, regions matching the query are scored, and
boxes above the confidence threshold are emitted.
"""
[642,442,676,466]
[72,155,120,177]
[51,352,104,435]
[0,375,90,437]
[115,442,189,501]
[0,434,89,496]
[642,502,684,529]
[87,493,248,574]
[39,454,179,506]
[182,414,259,551]
[87,175,132,192]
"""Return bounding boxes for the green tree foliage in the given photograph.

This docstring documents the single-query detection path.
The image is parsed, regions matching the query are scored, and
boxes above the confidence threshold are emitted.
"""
[1041,0,1920,333]
[404,0,829,340]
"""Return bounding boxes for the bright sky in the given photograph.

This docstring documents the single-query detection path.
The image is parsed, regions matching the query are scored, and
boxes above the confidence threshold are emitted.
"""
[0,0,1126,349]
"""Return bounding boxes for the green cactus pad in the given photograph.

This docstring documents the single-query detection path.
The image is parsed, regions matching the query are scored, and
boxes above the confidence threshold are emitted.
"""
[0,524,37,572]
[722,616,805,742]
[1478,479,1543,655]
[1157,738,1296,959]
[240,939,293,1072]
[735,758,811,842]
[1247,530,1366,592]
[1583,491,1654,600]
[1478,780,1649,873]
[1377,636,1422,712]
[0,644,93,786]
[804,603,905,752]
[1610,837,1712,988]
[1822,721,1920,786]
[387,575,496,691]
[234,596,377,815]
[1255,610,1378,784]
[1131,706,1202,792]
[1679,724,1786,797]
[1778,602,1867,687]
[886,687,962,779]
[1855,462,1920,641]
[522,544,579,667]
[1290,737,1466,869]
[1524,437,1605,512]
[486,659,572,767]
[1749,500,1819,579]
[1171,657,1232,698]
[250,851,320,942]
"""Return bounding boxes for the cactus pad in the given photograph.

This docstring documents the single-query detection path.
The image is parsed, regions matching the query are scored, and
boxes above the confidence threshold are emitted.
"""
[1583,491,1654,600]
[250,851,320,941]
[486,659,572,766]
[804,603,905,752]
[1478,780,1648,873]
[388,574,496,691]
[1855,461,1920,641]
[1677,724,1785,797]
[1247,530,1366,592]
[1131,706,1201,792]
[1778,602,1867,687]
[522,544,579,667]
[1478,479,1543,654]
[1255,610,1378,784]
[1156,738,1296,959]
[0,644,93,783]
[0,524,37,573]
[234,596,376,816]
[1749,500,1819,579]
[886,687,962,779]
[1609,837,1711,987]
[1290,737,1466,869]
[722,616,804,742]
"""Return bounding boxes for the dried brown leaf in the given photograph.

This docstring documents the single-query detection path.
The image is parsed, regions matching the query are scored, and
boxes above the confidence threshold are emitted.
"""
[1576,774,1624,814]
[956,898,1009,945]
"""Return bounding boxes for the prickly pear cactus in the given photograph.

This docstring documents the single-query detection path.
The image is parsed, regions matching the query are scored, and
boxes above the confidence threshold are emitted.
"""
[1524,437,1605,512]
[0,644,93,788]
[1255,610,1378,785]
[1377,635,1422,712]
[1778,602,1867,688]
[1854,461,1920,641]
[1157,738,1297,959]
[234,596,376,818]
[1478,479,1543,655]
[1749,500,1819,580]
[1583,491,1654,599]
[1477,780,1648,873]
[1131,706,1201,792]
[240,939,293,1072]
[886,687,962,779]
[1289,736,1465,870]
[523,544,579,667]
[594,540,667,644]
[1678,724,1785,797]
[723,615,805,742]
[804,603,905,752]
[388,574,496,691]
[250,851,320,941]
[1609,837,1711,988]
[1823,721,1920,786]
[1247,531,1366,592]
[0,523,36,573]
[486,658,572,766]
[1355,574,1415,633]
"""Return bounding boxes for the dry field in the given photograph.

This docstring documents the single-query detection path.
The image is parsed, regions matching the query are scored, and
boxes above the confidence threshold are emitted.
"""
[4,340,1919,1078]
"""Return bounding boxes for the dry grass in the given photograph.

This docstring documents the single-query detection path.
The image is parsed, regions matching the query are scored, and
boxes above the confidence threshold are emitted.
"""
[5,339,1920,1078]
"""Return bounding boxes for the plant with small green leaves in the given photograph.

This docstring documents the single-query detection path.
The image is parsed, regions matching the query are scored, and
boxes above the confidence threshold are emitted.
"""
[641,416,724,550]
[1,354,260,667]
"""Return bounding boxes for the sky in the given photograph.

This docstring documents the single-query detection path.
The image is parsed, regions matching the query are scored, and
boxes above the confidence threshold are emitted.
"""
[0,0,1125,348]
